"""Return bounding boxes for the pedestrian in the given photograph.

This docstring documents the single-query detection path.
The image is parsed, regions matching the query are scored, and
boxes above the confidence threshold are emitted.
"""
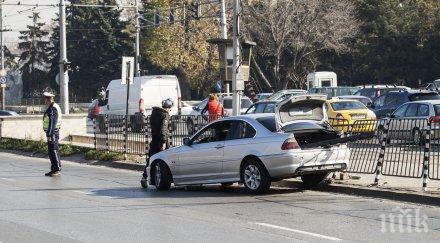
[201,94,223,122]
[42,91,62,177]
[140,98,174,188]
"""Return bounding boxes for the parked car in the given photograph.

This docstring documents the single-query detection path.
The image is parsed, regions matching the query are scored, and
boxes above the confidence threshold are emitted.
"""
[326,99,376,132]
[370,90,440,119]
[266,89,306,101]
[377,100,440,144]
[255,92,273,101]
[336,95,372,106]
[354,85,410,100]
[179,101,195,116]
[222,96,253,115]
[0,110,19,117]
[426,79,440,91]
[244,100,277,114]
[146,94,350,194]
[307,86,359,99]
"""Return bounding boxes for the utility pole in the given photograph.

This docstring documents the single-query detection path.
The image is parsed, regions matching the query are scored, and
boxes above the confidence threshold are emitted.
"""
[134,0,140,77]
[232,0,242,116]
[0,1,6,110]
[59,0,69,114]
[219,0,227,39]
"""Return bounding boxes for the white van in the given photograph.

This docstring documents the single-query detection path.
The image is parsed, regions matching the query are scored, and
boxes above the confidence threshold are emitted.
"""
[307,72,337,89]
[100,75,181,116]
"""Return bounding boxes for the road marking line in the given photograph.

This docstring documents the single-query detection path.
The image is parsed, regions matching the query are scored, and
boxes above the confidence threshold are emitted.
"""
[254,222,342,241]
[74,190,89,195]
[0,178,15,181]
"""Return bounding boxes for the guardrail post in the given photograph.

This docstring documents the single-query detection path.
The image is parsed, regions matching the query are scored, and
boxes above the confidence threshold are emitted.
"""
[144,115,149,166]
[93,118,97,150]
[373,120,389,185]
[123,116,128,160]
[105,114,109,153]
[422,121,431,191]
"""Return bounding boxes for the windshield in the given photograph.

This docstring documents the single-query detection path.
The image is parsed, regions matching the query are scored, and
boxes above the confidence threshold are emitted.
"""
[281,122,324,132]
[409,93,440,101]
[267,91,304,101]
[331,101,366,111]
[223,99,252,109]
[435,105,440,116]
[256,116,277,132]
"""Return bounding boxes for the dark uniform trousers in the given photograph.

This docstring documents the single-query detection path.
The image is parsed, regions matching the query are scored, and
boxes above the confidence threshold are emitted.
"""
[48,130,61,172]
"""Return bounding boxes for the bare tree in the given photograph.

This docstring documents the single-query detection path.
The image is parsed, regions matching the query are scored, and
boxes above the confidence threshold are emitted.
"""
[243,0,359,89]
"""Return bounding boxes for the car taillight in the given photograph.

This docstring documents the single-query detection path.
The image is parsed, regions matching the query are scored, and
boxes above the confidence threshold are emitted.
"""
[281,138,300,150]
[429,116,440,123]
[139,98,144,114]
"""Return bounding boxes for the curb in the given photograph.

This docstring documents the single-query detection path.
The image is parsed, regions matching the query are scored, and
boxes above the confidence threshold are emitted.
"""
[276,179,440,207]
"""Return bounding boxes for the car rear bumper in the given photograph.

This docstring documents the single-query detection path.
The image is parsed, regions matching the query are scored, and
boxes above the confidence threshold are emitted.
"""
[261,146,350,179]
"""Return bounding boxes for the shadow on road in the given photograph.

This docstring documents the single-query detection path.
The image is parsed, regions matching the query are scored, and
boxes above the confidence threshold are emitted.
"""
[88,184,305,199]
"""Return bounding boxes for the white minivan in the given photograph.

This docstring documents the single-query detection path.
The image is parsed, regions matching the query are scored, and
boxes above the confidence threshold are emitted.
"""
[100,75,181,117]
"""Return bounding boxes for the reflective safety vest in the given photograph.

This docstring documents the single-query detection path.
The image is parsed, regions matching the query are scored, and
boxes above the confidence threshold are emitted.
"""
[43,103,62,132]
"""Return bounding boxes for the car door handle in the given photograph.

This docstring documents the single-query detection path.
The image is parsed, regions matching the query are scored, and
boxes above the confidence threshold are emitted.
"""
[215,144,224,149]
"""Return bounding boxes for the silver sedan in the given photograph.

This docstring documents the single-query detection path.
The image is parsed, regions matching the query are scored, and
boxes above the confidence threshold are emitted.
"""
[146,95,351,194]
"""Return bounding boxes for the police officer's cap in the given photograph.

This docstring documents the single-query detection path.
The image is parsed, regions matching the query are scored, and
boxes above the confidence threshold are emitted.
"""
[162,98,174,109]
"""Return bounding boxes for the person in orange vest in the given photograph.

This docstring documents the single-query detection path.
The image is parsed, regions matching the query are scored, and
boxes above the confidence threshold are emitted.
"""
[202,94,223,122]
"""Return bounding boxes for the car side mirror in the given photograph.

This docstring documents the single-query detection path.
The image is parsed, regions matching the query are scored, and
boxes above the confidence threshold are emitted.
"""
[192,106,198,111]
[386,113,394,118]
[183,137,191,146]
[369,104,375,109]
[367,102,372,107]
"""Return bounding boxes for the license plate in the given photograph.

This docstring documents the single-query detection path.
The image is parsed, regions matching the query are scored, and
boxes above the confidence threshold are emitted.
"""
[351,114,366,119]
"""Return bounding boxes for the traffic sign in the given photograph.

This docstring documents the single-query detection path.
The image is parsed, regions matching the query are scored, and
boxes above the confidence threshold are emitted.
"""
[121,56,134,85]
[235,72,244,91]
[0,76,6,84]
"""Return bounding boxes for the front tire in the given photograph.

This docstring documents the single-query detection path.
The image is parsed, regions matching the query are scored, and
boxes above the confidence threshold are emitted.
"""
[152,161,172,191]
[241,159,271,194]
[301,172,329,187]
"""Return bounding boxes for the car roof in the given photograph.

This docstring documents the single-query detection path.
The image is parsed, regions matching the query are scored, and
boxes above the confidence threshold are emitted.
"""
[222,96,251,100]
[358,85,409,89]
[406,100,440,105]
[337,95,370,99]
[252,100,278,104]
[310,86,357,89]
[388,89,438,94]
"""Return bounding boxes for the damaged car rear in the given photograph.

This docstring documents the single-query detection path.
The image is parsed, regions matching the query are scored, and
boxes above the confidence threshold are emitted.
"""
[146,94,350,194]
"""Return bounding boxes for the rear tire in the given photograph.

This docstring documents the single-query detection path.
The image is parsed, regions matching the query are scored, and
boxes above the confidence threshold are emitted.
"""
[301,172,329,187]
[152,161,172,191]
[241,159,271,194]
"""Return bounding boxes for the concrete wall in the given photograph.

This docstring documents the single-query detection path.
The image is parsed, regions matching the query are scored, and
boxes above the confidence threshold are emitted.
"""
[0,114,87,142]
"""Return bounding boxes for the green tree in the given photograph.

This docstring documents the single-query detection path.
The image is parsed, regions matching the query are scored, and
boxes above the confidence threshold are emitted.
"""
[18,12,51,96]
[48,0,133,98]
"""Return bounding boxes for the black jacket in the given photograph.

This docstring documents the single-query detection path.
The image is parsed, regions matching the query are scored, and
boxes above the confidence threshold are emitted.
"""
[150,107,170,143]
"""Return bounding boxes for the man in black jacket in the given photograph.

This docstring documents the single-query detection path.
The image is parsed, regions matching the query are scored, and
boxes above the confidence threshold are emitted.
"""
[141,98,174,188]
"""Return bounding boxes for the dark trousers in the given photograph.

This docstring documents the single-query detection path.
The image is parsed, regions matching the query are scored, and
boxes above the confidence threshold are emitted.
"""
[47,130,61,172]
[142,139,169,179]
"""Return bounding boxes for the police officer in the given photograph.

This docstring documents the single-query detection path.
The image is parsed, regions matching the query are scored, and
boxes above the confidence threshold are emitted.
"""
[42,91,62,177]
[140,98,174,188]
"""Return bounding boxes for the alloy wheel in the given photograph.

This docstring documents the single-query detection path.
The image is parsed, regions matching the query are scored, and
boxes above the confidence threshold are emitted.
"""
[155,163,161,187]
[244,165,261,190]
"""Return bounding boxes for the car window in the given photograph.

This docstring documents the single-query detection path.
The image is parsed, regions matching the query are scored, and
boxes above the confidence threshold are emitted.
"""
[263,103,275,113]
[254,104,266,113]
[256,117,277,132]
[197,99,208,110]
[393,104,408,118]
[223,99,232,109]
[373,95,386,108]
[331,101,366,111]
[417,104,430,117]
[231,121,256,139]
[245,104,257,114]
[409,93,440,101]
[405,104,418,117]
[0,111,6,116]
[241,99,253,109]
[357,89,375,99]
[384,94,399,106]
[192,121,233,144]
[434,105,440,116]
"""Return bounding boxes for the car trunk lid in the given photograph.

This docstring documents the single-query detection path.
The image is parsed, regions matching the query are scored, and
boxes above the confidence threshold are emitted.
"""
[275,94,327,130]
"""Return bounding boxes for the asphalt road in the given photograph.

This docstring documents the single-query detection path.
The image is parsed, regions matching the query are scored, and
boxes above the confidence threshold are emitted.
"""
[1,152,440,243]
